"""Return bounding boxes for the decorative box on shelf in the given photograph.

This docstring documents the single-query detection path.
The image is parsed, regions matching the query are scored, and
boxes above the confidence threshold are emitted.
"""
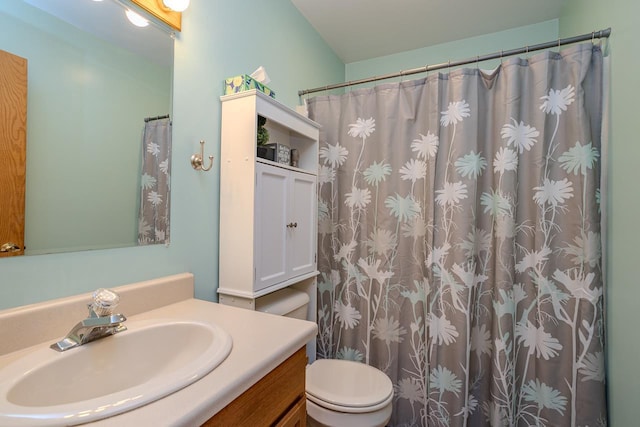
[224,74,276,98]
[257,145,275,161]
[266,143,291,165]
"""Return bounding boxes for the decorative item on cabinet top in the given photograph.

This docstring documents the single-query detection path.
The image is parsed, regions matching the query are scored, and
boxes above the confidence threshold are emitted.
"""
[224,75,276,99]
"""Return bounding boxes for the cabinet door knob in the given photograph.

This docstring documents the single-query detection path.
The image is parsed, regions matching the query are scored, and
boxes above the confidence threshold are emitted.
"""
[286,222,298,228]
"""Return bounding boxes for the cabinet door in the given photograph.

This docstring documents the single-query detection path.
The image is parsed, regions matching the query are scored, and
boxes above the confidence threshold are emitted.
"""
[255,163,289,291]
[288,171,317,278]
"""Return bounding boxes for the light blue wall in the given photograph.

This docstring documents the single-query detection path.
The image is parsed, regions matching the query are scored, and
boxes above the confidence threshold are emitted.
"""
[559,1,638,425]
[345,20,559,84]
[0,0,343,309]
[0,2,170,255]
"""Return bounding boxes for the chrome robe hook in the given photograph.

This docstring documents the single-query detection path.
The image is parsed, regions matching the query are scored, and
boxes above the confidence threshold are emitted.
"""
[191,140,214,171]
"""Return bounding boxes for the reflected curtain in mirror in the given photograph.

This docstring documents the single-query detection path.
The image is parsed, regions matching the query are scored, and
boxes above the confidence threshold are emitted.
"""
[138,117,172,245]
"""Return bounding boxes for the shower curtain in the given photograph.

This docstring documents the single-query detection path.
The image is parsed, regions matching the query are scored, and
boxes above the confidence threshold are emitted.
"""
[308,43,606,427]
[137,117,172,245]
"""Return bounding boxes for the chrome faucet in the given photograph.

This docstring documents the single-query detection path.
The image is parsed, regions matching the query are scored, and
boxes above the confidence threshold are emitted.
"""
[51,288,127,352]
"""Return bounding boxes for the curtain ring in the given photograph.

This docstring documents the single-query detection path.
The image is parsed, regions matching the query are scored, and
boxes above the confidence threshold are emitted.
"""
[500,50,504,64]
[592,30,596,44]
[476,55,480,70]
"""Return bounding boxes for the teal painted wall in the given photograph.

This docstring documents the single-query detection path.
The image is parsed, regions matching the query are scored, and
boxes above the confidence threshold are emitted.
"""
[0,0,343,309]
[345,20,559,84]
[0,2,170,255]
[559,1,638,425]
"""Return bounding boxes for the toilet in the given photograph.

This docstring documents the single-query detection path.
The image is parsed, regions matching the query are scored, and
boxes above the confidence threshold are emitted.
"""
[256,288,394,427]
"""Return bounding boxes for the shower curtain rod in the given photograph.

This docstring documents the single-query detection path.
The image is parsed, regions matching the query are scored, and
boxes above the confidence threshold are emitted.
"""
[298,27,611,97]
[144,114,170,122]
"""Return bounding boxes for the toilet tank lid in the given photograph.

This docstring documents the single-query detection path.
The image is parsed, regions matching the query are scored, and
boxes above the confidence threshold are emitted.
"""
[255,288,309,316]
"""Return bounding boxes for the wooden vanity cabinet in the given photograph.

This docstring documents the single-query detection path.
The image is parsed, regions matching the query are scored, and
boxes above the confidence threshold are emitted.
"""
[202,347,307,426]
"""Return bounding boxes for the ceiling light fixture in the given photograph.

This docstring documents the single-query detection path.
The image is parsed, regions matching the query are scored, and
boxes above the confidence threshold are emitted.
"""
[125,9,149,27]
[162,0,190,12]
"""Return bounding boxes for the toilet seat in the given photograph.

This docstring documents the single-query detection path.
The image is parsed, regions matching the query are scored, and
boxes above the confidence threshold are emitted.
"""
[306,359,394,414]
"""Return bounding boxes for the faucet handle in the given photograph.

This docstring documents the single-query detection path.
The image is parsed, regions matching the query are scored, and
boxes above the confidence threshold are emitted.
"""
[90,288,121,317]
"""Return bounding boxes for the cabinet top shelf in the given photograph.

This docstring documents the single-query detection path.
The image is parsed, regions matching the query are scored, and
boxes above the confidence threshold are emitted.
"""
[220,89,321,132]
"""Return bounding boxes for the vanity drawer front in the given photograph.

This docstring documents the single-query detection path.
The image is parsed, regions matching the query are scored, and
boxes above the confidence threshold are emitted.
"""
[274,396,306,427]
[203,347,306,426]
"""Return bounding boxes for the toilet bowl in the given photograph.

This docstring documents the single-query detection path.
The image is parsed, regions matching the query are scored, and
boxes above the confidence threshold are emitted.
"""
[256,288,394,427]
[306,358,393,427]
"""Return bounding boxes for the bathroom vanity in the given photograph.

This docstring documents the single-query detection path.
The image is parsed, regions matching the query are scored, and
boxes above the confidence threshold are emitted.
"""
[0,273,316,426]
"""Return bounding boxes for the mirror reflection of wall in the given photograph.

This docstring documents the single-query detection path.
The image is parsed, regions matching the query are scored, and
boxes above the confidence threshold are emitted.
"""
[0,0,173,257]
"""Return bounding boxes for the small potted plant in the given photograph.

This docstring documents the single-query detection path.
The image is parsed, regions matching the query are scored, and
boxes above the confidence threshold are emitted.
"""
[257,115,269,146]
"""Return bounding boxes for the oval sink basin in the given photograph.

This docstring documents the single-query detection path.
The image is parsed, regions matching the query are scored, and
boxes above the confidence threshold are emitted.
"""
[0,319,232,426]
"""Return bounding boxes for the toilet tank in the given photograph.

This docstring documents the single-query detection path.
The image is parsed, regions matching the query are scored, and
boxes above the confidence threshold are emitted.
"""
[255,288,309,320]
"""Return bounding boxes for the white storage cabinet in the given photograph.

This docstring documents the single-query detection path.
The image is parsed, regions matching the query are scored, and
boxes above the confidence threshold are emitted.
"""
[217,90,320,326]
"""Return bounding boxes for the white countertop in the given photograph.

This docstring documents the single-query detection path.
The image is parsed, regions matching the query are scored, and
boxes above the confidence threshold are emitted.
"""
[0,295,317,427]
[86,299,317,426]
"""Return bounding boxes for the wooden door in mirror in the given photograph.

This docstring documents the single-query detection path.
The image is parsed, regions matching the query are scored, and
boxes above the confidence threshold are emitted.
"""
[0,49,27,257]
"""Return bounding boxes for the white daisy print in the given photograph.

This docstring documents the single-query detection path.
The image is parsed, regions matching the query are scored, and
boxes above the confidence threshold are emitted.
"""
[435,181,468,206]
[159,159,169,174]
[470,324,492,358]
[558,141,600,175]
[500,119,539,154]
[579,352,605,382]
[428,313,459,345]
[141,173,157,190]
[366,228,397,256]
[345,186,371,209]
[533,178,574,206]
[493,147,518,174]
[399,158,427,183]
[334,300,361,329]
[348,117,375,139]
[373,317,407,344]
[552,269,600,303]
[411,132,439,159]
[440,100,471,126]
[363,161,392,186]
[319,142,349,168]
[515,246,552,273]
[318,165,336,184]
[146,191,163,206]
[455,151,487,179]
[515,321,563,360]
[146,141,160,156]
[564,231,601,267]
[357,258,394,285]
[426,242,451,267]
[540,84,575,115]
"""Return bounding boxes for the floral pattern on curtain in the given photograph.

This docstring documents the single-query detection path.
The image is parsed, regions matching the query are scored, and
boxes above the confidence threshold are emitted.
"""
[138,117,172,245]
[308,43,606,427]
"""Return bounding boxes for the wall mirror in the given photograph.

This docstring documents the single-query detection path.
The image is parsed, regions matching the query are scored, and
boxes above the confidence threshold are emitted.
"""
[0,0,173,258]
